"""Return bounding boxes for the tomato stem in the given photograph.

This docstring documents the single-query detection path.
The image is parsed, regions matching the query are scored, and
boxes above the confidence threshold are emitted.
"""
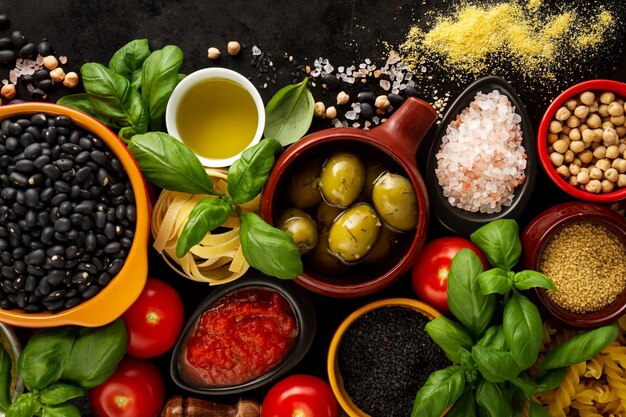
[146,311,159,324]
[115,395,129,409]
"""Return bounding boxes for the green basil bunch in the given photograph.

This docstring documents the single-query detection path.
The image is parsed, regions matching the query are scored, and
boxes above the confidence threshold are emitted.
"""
[6,319,126,417]
[412,219,619,417]
[127,132,303,280]
[57,39,184,141]
[264,78,314,146]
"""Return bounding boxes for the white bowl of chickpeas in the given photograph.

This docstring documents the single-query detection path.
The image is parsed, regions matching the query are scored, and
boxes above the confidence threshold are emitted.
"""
[539,79,626,202]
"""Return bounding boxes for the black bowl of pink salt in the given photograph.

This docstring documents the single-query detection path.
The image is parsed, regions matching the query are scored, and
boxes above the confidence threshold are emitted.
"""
[170,271,316,395]
[425,76,537,236]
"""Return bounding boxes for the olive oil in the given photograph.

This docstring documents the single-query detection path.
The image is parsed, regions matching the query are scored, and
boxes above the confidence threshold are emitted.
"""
[175,78,258,160]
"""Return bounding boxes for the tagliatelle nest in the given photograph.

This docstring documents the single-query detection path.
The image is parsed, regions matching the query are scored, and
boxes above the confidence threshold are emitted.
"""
[151,168,260,285]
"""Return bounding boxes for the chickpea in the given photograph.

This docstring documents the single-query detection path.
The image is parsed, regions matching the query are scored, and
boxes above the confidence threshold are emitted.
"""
[598,104,610,117]
[613,158,626,173]
[593,145,607,159]
[314,102,326,118]
[572,158,582,167]
[42,55,58,70]
[565,98,579,110]
[569,164,581,176]
[590,166,603,180]
[566,115,580,128]
[337,91,350,105]
[555,107,571,121]
[564,150,574,163]
[63,72,79,88]
[577,170,591,185]
[556,165,570,177]
[619,142,626,154]
[580,91,595,106]
[589,101,599,113]
[585,179,602,193]
[574,105,589,119]
[569,140,585,153]
[609,101,624,117]
[553,139,568,153]
[1,83,16,99]
[602,121,614,129]
[569,128,581,141]
[568,176,579,187]
[600,91,616,104]
[605,168,619,182]
[325,106,337,120]
[619,174,626,188]
[611,115,625,126]
[547,132,559,144]
[227,41,241,56]
[601,179,615,193]
[603,127,619,145]
[549,120,562,134]
[50,67,65,83]
[587,114,602,128]
[375,95,391,110]
[580,150,593,164]
[616,126,626,137]
[606,145,620,159]
[582,128,594,144]
[595,158,611,172]
[207,47,221,60]
[593,128,604,142]
[561,125,572,136]
[550,152,564,167]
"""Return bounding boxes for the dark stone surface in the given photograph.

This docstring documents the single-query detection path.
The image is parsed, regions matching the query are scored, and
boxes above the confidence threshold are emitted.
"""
[2,0,626,412]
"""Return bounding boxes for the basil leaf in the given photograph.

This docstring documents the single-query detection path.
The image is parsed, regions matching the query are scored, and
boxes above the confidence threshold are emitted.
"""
[470,219,521,271]
[227,138,282,204]
[62,318,126,389]
[40,383,85,405]
[6,392,40,417]
[0,346,12,412]
[41,403,80,417]
[425,316,474,363]
[475,379,512,417]
[141,45,184,131]
[108,39,151,91]
[477,325,507,350]
[446,390,476,417]
[528,401,551,417]
[128,132,217,195]
[411,366,465,417]
[513,270,556,291]
[264,78,314,146]
[457,347,474,369]
[18,327,77,391]
[503,293,543,369]
[510,372,538,397]
[477,268,513,295]
[238,212,303,279]
[57,94,120,129]
[118,126,137,143]
[472,346,520,383]
[534,367,567,394]
[447,248,495,338]
[540,323,618,372]
[176,197,233,257]
[81,62,149,133]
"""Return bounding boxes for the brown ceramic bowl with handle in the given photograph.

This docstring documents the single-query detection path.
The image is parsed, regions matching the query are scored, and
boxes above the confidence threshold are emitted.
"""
[521,201,626,329]
[260,98,437,297]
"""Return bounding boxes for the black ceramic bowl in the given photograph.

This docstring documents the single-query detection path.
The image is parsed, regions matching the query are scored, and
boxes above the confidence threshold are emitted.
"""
[425,76,537,236]
[170,271,316,395]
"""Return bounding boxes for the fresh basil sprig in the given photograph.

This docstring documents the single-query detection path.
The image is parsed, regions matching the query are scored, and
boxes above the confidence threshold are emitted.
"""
[470,219,521,271]
[175,197,234,258]
[411,367,465,417]
[264,78,314,146]
[109,39,151,91]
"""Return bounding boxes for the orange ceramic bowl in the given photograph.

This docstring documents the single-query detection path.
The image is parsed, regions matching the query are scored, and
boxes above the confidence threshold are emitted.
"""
[0,103,150,328]
[327,298,442,417]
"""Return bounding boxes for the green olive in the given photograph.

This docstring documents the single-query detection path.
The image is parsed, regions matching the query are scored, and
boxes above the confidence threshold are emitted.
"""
[371,172,418,232]
[318,152,365,208]
[364,225,400,265]
[362,163,390,200]
[328,203,381,263]
[305,229,351,275]
[278,208,318,254]
[316,202,343,231]
[285,159,322,209]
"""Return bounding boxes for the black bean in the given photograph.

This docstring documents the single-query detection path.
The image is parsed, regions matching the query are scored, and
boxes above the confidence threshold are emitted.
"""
[85,233,97,251]
[64,297,82,309]
[61,143,81,156]
[26,266,44,277]
[53,180,71,194]
[110,182,125,196]
[71,272,89,284]
[47,245,64,257]
[50,193,67,206]
[103,222,116,240]
[24,275,37,293]
[0,49,15,64]
[42,126,57,144]
[37,41,53,57]
[24,188,39,208]
[24,143,43,159]
[74,166,91,183]
[90,150,106,166]
[30,88,46,100]
[27,174,43,186]
[0,252,11,264]
[1,188,15,200]
[120,237,132,249]
[42,164,61,179]
[52,116,70,127]
[126,205,137,222]
[54,158,73,171]
[109,158,124,175]
[106,208,116,222]
[115,205,126,221]
[50,254,64,269]
[54,218,71,233]
[9,172,27,186]
[47,270,65,287]
[65,246,79,259]
[25,210,37,228]
[0,239,6,251]
[103,242,120,254]
[358,91,376,104]
[1,266,15,279]
[97,272,111,286]
[79,138,92,150]
[39,187,54,203]
[360,103,374,118]
[10,31,26,49]
[69,213,83,226]
[6,136,19,151]
[74,201,94,215]
[388,94,404,108]
[75,151,90,164]
[37,79,54,92]
[404,86,419,98]
[107,259,124,275]
[25,249,45,266]
[81,284,101,300]
[15,290,27,309]
[18,42,36,59]
[0,37,10,49]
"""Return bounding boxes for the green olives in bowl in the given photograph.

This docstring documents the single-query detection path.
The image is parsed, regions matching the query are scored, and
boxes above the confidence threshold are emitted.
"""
[278,209,318,255]
[372,172,419,232]
[328,204,382,263]
[319,152,365,208]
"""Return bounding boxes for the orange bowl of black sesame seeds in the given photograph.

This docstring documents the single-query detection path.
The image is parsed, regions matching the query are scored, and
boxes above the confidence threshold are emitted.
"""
[521,201,626,329]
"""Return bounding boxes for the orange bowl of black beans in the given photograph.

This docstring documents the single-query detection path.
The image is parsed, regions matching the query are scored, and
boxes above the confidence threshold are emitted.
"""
[0,103,150,327]
[521,202,626,329]
[327,298,449,417]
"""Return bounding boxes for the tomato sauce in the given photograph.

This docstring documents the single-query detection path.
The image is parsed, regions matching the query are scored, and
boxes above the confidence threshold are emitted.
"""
[181,288,297,387]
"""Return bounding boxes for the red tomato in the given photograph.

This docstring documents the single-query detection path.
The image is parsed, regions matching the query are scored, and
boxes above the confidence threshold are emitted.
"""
[261,374,339,417]
[122,278,184,358]
[411,237,489,315]
[89,356,164,417]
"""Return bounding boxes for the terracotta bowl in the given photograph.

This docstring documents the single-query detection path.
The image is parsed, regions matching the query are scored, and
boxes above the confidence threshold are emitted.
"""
[537,79,626,203]
[425,76,537,236]
[170,271,316,395]
[260,97,437,297]
[521,202,626,328]
[0,103,150,327]
[327,298,443,417]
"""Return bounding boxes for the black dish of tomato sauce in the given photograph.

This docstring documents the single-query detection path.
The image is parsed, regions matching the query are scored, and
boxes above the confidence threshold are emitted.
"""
[0,113,136,312]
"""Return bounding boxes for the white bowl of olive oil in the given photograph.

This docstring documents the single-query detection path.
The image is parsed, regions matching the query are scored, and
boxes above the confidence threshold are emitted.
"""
[166,67,265,167]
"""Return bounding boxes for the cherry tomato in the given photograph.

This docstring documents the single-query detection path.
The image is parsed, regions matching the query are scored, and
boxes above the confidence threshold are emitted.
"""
[122,278,184,358]
[89,356,164,417]
[411,237,489,315]
[261,374,339,417]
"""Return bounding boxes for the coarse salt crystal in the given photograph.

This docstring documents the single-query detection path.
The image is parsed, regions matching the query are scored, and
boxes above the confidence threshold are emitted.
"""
[252,46,262,56]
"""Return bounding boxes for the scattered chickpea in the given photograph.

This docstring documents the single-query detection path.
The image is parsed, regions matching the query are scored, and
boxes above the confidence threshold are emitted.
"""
[50,67,65,83]
[325,106,337,120]
[600,91,616,104]
[207,47,221,60]
[227,41,241,56]
[585,179,602,193]
[1,83,16,99]
[555,107,571,121]
[593,128,604,142]
[375,95,390,110]
[580,91,595,105]
[336,91,350,106]
[314,102,326,118]
[43,55,58,70]
[549,120,563,134]
[63,72,79,88]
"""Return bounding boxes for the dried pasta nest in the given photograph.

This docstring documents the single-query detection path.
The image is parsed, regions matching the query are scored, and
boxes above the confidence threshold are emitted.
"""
[151,168,260,284]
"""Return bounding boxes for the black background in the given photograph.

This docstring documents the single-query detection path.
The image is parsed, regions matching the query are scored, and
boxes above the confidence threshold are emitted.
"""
[3,0,626,413]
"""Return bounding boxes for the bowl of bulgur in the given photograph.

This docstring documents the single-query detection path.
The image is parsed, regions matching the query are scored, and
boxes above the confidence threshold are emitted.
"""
[538,79,626,202]
[521,201,626,329]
